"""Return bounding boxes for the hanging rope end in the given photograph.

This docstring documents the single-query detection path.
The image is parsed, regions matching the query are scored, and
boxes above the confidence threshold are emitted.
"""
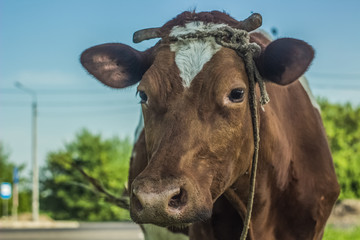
[260,94,270,112]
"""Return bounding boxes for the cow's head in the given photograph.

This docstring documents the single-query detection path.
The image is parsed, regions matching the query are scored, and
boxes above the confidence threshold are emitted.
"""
[80,11,314,227]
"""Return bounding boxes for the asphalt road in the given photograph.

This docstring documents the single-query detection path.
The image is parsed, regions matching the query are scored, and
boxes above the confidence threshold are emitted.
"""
[0,222,144,240]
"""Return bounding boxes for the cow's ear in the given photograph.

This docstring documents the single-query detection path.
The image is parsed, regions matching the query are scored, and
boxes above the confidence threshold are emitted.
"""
[256,38,314,85]
[80,43,154,88]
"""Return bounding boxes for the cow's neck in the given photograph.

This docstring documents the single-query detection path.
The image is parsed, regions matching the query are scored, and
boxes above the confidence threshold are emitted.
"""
[223,80,329,239]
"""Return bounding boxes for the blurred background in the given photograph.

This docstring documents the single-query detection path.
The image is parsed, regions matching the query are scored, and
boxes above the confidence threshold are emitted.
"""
[1,0,359,239]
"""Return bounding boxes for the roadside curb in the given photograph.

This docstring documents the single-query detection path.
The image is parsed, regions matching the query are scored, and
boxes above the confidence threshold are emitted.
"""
[0,221,80,229]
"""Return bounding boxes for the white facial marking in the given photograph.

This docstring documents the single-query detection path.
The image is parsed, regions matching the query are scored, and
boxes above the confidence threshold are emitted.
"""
[170,22,227,88]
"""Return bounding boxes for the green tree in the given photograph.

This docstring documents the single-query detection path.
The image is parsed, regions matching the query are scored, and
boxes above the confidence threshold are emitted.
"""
[319,98,360,200]
[40,129,132,221]
[0,142,13,182]
[0,142,31,216]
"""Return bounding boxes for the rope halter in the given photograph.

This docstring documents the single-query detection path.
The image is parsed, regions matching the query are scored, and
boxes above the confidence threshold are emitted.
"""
[135,21,270,240]
[168,25,270,108]
[168,25,270,240]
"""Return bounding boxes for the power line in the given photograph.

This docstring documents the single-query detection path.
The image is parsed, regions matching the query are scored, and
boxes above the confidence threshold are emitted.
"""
[0,89,136,95]
[1,84,360,96]
[39,108,140,117]
[40,112,138,118]
[309,85,360,90]
[0,105,139,117]
[1,101,138,107]
[0,72,359,94]
[309,72,360,79]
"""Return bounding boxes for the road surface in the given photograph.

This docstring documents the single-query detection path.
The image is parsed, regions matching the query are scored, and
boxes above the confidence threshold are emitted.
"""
[0,222,144,240]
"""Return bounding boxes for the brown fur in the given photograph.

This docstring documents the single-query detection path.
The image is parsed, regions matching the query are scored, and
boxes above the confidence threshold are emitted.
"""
[129,80,339,240]
[81,11,340,240]
[128,45,339,239]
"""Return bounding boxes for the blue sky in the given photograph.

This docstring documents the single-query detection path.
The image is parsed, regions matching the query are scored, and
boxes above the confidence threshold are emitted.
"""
[1,0,360,177]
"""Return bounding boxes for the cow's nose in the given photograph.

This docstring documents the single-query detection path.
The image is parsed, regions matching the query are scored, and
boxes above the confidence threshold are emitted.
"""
[130,178,212,226]
[132,186,188,214]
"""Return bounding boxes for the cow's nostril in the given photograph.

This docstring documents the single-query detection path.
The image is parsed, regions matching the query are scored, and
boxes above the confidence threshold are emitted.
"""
[168,188,187,209]
[132,192,143,212]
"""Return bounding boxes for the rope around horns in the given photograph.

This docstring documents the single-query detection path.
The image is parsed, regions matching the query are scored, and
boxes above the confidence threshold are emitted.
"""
[170,26,270,240]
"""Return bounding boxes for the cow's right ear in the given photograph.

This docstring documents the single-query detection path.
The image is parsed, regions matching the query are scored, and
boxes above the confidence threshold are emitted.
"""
[255,38,314,86]
[80,43,154,88]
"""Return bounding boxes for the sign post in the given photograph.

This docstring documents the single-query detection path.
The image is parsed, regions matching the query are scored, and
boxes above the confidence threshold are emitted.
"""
[13,167,19,221]
[1,182,12,218]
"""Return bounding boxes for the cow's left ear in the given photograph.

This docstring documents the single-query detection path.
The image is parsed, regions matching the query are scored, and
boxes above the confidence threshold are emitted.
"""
[256,38,314,85]
[80,43,155,88]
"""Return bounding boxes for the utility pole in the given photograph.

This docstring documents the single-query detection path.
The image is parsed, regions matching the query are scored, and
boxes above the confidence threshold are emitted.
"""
[15,82,39,222]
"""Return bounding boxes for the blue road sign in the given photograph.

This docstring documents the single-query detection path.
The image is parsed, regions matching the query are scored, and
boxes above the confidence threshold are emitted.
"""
[13,167,19,184]
[1,182,12,199]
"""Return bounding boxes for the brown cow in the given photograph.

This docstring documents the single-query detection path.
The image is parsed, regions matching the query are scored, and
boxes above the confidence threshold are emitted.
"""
[81,11,339,240]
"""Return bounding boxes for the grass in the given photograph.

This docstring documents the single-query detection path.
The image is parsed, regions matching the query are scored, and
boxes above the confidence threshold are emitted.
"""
[323,226,360,240]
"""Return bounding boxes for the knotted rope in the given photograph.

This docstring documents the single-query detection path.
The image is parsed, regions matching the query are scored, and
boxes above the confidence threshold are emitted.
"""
[170,25,270,240]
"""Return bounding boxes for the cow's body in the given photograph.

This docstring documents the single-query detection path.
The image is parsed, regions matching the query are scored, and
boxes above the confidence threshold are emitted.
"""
[129,78,338,240]
[81,11,339,240]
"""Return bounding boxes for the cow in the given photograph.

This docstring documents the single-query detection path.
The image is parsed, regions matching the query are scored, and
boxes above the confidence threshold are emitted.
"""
[81,11,340,240]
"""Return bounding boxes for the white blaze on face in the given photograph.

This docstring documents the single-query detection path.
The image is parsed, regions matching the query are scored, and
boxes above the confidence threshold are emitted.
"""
[170,22,227,88]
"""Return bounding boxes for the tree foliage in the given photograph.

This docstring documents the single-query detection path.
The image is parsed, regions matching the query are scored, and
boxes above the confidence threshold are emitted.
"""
[0,142,31,215]
[0,142,13,183]
[40,129,132,221]
[318,99,360,200]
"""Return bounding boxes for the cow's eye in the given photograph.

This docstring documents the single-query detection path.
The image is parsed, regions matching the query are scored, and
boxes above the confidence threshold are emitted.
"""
[229,88,245,103]
[138,90,148,104]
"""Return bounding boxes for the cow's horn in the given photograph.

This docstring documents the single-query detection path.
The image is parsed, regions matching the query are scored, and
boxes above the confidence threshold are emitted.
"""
[237,13,262,32]
[133,27,162,43]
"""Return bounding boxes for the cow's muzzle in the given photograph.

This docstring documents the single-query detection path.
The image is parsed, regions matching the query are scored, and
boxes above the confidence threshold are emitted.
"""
[130,177,212,226]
